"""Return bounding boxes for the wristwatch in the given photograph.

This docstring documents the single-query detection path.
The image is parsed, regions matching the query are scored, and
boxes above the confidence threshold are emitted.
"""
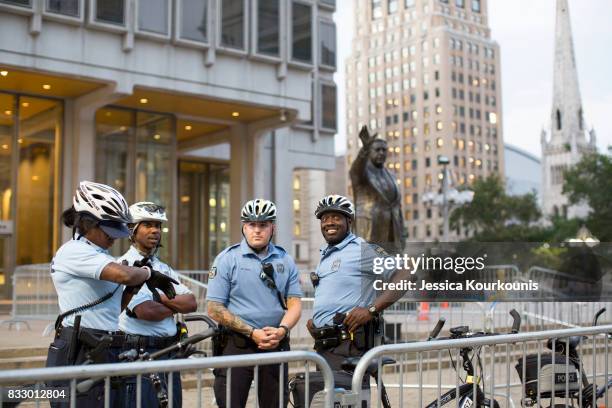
[279,324,290,340]
[367,303,378,317]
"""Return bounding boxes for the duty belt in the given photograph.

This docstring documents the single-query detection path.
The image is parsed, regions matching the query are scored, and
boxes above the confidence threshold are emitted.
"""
[58,326,126,348]
[123,334,178,349]
[312,325,352,351]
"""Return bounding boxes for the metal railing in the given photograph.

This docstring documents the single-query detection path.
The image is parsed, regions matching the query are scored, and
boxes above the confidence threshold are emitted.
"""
[0,263,57,331]
[347,324,612,408]
[0,351,334,408]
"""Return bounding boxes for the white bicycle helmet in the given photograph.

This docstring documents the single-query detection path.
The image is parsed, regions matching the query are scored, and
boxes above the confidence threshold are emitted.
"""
[73,181,131,238]
[129,202,168,223]
[315,194,355,219]
[241,199,277,222]
[73,181,131,223]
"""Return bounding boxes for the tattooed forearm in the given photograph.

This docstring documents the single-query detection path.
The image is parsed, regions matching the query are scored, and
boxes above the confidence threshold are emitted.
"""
[207,301,253,336]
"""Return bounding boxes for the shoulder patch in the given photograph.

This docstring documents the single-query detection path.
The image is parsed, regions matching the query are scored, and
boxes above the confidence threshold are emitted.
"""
[331,258,342,272]
[371,244,389,256]
[276,263,285,274]
[208,267,217,280]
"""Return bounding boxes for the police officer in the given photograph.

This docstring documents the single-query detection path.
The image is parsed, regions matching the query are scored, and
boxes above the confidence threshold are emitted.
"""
[307,194,397,371]
[47,181,178,408]
[207,199,303,408]
[118,202,197,408]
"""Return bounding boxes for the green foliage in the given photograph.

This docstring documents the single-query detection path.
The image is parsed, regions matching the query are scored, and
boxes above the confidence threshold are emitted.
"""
[562,152,612,241]
[450,175,542,242]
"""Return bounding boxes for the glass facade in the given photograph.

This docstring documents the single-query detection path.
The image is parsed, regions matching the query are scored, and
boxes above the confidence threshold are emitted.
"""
[221,0,245,50]
[95,107,174,259]
[292,2,312,63]
[178,161,229,270]
[257,0,280,57]
[138,0,168,35]
[179,0,208,43]
[0,92,61,295]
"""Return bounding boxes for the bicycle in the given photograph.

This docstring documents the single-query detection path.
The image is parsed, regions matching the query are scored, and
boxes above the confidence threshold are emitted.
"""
[77,314,218,408]
[0,314,217,408]
[516,307,612,408]
[290,316,447,408]
[422,309,522,408]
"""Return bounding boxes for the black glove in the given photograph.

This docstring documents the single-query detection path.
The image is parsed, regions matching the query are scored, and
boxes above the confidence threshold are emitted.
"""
[123,259,143,295]
[145,268,178,300]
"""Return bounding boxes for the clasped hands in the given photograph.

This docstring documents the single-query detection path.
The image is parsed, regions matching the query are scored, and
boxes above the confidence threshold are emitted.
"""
[251,326,288,350]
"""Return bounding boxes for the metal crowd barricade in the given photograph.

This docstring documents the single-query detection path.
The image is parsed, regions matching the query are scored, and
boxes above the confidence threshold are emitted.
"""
[0,350,335,408]
[345,324,612,408]
[0,263,57,331]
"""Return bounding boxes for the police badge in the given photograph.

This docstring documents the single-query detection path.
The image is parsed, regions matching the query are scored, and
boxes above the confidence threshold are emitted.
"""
[208,266,217,279]
[331,258,341,272]
[276,263,285,274]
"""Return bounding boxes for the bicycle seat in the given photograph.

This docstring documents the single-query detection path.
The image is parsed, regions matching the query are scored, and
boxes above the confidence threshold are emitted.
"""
[547,336,585,351]
[341,356,396,374]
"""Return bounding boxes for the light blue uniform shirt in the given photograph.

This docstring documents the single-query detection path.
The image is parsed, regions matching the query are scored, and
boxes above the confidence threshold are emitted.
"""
[118,246,193,337]
[206,240,303,329]
[312,233,395,327]
[51,237,121,331]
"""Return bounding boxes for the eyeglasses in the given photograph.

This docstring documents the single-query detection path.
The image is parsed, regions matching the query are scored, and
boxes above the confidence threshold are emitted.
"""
[139,203,165,214]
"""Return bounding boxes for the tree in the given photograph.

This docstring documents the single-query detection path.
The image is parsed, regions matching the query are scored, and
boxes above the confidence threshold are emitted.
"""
[562,151,612,241]
[450,174,542,241]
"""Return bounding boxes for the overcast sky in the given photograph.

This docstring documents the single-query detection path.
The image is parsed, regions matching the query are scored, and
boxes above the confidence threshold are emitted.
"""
[333,0,612,158]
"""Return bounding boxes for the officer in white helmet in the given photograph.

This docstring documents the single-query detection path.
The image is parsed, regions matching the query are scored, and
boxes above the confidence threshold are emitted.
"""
[46,181,178,408]
[307,194,397,371]
[207,199,303,408]
[118,202,197,408]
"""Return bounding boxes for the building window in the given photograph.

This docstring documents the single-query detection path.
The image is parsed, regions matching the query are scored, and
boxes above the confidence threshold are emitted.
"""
[319,20,336,68]
[321,84,337,130]
[220,0,245,50]
[405,0,415,7]
[372,0,382,19]
[293,175,301,190]
[388,0,398,14]
[293,199,301,211]
[179,0,208,43]
[138,0,169,35]
[320,0,335,7]
[95,0,125,25]
[1,0,31,8]
[294,221,301,236]
[46,0,79,17]
[455,0,464,7]
[471,0,480,13]
[292,2,312,64]
[257,0,280,57]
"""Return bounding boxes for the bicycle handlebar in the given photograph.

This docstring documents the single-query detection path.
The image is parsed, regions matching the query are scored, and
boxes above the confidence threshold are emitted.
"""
[593,308,606,327]
[509,309,521,334]
[428,317,446,341]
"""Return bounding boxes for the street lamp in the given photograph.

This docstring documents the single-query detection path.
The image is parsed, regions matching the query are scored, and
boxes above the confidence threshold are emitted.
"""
[422,155,474,241]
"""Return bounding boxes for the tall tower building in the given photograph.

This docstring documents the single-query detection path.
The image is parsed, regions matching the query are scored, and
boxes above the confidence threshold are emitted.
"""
[345,0,504,241]
[541,0,597,219]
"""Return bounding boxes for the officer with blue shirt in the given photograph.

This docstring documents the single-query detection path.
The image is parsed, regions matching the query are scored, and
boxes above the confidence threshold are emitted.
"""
[46,181,178,408]
[207,199,303,408]
[118,202,197,408]
[307,195,398,371]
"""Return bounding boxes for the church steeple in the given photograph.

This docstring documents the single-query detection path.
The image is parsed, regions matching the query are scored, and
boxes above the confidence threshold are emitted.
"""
[548,0,585,147]
[540,0,596,219]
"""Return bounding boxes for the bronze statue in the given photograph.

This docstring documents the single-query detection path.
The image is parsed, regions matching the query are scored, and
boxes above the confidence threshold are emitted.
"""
[350,126,405,253]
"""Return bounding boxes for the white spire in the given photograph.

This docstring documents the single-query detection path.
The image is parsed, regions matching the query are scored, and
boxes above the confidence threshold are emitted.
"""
[549,0,585,147]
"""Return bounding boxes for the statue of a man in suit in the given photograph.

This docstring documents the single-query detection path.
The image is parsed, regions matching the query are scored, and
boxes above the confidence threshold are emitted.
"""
[350,126,405,253]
